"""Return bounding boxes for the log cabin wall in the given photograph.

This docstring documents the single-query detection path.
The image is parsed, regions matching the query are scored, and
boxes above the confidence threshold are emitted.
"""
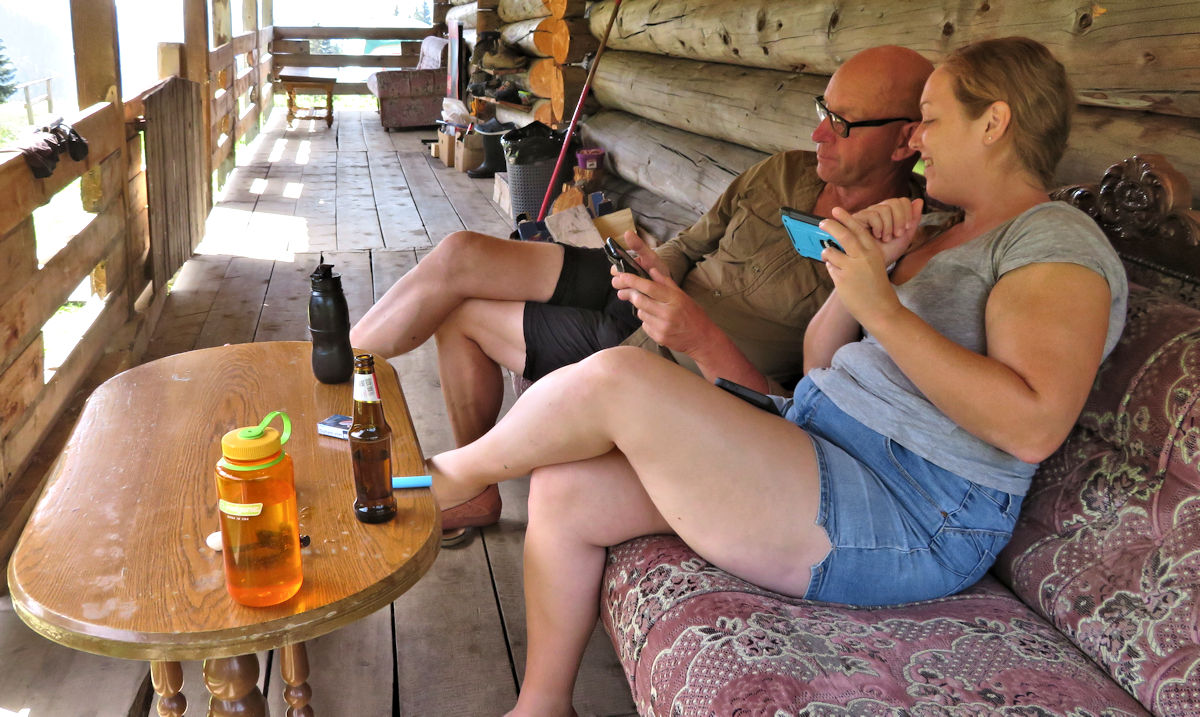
[554,0,1199,238]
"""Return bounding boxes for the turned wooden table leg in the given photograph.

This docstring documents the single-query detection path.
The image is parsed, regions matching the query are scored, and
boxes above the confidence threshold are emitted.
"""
[203,653,268,717]
[150,661,186,717]
[287,85,298,126]
[280,641,315,716]
[324,87,334,128]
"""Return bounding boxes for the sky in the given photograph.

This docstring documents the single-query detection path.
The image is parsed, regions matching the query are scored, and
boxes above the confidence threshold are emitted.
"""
[0,0,429,109]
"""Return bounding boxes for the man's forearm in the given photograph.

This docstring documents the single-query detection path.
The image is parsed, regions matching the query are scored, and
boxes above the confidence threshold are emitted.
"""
[686,324,769,393]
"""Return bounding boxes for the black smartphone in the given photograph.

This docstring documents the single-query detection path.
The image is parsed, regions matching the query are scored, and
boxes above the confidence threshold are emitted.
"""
[714,377,781,416]
[780,206,843,261]
[603,237,650,280]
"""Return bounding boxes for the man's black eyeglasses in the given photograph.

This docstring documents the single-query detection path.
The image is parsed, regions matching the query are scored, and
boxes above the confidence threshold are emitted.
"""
[814,95,916,138]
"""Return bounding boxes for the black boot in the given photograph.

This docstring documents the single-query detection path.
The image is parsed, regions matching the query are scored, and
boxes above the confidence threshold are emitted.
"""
[468,125,512,179]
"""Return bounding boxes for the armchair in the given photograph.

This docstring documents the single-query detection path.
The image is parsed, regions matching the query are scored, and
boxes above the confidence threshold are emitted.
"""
[367,35,449,130]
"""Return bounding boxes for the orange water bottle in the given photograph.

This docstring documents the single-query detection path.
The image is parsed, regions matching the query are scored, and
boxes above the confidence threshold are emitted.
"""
[214,411,303,607]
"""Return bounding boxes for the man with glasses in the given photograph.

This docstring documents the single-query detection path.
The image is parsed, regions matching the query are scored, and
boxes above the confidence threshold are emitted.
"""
[352,45,933,460]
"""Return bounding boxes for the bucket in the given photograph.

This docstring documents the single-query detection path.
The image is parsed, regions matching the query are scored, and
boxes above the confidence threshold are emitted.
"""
[576,148,605,170]
[508,157,562,222]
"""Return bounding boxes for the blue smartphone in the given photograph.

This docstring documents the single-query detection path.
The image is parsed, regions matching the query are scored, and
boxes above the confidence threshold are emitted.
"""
[781,206,843,260]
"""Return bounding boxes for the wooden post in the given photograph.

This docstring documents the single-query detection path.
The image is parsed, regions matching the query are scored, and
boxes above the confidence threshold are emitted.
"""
[158,43,185,80]
[69,0,131,309]
[184,0,212,212]
[212,0,235,185]
[23,85,34,125]
[242,0,262,146]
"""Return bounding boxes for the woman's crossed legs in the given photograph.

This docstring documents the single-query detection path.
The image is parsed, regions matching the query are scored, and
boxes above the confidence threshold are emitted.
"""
[429,347,831,716]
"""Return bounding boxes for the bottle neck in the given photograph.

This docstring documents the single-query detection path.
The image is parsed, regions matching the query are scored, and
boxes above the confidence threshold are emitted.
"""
[352,368,388,426]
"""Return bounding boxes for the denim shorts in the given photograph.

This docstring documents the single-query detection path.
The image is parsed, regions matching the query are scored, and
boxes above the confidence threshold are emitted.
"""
[777,377,1023,606]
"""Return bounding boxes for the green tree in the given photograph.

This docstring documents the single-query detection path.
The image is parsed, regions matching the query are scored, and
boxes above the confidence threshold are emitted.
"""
[0,39,17,103]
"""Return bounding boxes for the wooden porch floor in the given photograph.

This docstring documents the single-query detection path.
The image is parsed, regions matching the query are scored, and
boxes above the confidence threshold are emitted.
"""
[0,109,636,716]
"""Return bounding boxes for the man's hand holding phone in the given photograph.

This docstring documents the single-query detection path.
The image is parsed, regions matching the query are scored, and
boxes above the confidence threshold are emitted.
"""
[608,239,720,359]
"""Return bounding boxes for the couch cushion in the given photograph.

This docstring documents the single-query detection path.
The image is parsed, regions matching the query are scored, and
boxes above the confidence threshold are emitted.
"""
[603,536,1149,715]
[994,285,1200,715]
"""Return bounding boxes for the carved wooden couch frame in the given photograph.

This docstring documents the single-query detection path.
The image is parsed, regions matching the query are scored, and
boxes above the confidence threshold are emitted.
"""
[600,154,1200,716]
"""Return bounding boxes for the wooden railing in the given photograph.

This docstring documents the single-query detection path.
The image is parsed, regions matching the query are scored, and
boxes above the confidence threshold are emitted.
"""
[206,26,275,177]
[0,92,159,571]
[15,77,55,125]
[270,26,436,95]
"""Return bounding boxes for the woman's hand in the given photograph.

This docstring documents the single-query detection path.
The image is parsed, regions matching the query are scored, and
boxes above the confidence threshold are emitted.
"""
[848,197,923,266]
[819,206,908,328]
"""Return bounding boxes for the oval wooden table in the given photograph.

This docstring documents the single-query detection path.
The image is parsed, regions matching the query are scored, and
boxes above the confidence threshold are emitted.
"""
[6,341,440,716]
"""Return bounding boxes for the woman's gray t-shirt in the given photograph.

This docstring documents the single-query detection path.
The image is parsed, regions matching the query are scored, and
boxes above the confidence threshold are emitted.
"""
[809,202,1128,496]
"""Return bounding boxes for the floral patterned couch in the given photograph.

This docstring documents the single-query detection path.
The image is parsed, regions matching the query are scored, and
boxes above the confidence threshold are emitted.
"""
[600,155,1200,716]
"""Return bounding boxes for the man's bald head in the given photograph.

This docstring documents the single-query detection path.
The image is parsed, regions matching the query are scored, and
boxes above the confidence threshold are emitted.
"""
[830,46,933,122]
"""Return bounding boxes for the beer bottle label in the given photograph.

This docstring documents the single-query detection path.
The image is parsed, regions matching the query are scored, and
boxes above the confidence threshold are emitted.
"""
[219,499,264,517]
[353,372,381,403]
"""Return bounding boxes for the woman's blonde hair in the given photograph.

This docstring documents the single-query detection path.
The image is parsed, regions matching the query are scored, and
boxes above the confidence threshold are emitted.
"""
[942,37,1073,187]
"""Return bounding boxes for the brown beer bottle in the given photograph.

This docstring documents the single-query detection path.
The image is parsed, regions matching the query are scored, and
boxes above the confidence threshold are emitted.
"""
[349,354,398,523]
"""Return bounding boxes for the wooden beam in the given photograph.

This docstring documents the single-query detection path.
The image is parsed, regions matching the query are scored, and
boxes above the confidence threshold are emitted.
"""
[0,202,126,372]
[272,26,433,41]
[268,54,421,69]
[0,219,37,309]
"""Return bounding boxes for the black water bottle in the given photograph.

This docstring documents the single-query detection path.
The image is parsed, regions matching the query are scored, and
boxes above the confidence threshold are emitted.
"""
[308,254,354,383]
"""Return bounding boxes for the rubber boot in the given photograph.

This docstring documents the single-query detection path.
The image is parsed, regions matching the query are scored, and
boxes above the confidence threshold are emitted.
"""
[468,130,508,179]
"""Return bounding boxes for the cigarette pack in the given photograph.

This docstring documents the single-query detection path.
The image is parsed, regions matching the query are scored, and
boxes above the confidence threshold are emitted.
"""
[317,414,352,439]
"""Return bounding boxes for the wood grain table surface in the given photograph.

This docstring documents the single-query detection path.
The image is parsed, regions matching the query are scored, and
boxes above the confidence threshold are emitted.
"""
[6,341,440,662]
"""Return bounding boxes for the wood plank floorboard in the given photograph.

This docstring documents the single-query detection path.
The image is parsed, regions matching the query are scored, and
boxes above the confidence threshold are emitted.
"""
[0,595,152,717]
[5,107,636,717]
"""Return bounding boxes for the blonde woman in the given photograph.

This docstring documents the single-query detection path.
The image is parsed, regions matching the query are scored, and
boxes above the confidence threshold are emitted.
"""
[434,37,1128,717]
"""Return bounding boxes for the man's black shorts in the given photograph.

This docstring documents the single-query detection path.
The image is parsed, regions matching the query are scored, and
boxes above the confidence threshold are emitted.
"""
[522,244,641,381]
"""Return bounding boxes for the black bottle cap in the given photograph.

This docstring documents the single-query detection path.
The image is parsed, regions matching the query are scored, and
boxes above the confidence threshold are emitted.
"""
[310,252,342,292]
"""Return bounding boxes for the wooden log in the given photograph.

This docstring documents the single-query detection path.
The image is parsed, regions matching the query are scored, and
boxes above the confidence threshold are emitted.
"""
[587,0,1200,119]
[446,2,477,29]
[581,110,767,216]
[591,51,824,161]
[543,17,596,64]
[590,51,1200,206]
[495,98,554,127]
[501,17,595,63]
[498,0,548,23]
[529,58,587,121]
[546,0,586,19]
[500,18,546,57]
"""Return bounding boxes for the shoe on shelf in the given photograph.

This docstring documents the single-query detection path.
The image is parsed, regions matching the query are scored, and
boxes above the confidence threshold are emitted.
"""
[494,81,521,103]
[440,484,502,548]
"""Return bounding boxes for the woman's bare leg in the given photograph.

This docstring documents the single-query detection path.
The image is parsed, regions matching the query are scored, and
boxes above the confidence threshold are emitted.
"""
[350,231,565,357]
[431,346,832,595]
[507,451,670,717]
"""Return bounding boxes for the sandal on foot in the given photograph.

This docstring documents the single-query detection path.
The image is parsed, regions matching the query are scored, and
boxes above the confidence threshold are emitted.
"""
[440,484,501,547]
